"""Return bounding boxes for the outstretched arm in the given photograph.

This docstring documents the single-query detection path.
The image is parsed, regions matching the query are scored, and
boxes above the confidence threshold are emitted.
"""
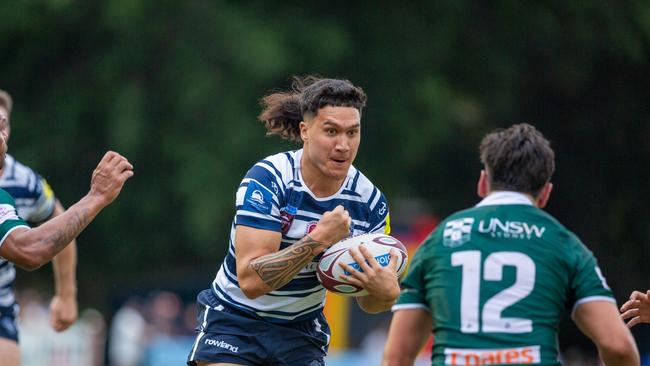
[49,200,78,332]
[573,300,639,365]
[0,151,133,270]
[382,309,432,366]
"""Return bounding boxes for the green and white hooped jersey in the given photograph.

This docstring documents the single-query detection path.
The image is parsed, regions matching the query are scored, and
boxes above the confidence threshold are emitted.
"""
[393,191,614,366]
[0,189,31,306]
[0,155,52,308]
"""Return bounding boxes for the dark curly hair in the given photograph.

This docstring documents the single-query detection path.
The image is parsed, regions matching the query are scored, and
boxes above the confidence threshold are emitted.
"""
[258,76,367,142]
[479,123,555,197]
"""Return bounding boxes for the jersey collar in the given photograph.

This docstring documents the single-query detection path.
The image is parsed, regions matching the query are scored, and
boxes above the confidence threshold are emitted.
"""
[476,191,535,207]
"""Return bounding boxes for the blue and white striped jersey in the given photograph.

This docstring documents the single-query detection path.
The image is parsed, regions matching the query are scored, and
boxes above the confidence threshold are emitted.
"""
[0,154,55,308]
[211,149,390,323]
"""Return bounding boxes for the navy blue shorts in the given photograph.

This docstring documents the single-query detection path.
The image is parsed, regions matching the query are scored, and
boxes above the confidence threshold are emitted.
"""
[187,289,329,366]
[0,305,18,342]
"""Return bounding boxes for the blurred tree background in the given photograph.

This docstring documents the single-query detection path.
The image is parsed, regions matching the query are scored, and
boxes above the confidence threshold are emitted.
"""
[0,0,648,355]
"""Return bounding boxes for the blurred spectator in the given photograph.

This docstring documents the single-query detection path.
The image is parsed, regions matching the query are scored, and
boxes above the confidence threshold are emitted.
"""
[147,291,182,336]
[181,301,198,337]
[108,298,146,366]
[18,289,105,366]
[109,290,196,366]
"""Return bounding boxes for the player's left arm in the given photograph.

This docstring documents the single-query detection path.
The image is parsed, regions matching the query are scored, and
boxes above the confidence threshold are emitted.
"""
[49,200,78,332]
[382,308,432,366]
[343,245,400,313]
[348,193,399,313]
[573,301,639,365]
[569,238,639,364]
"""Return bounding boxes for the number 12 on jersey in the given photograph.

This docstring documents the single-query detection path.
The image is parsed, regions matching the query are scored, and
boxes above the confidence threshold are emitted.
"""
[452,251,535,334]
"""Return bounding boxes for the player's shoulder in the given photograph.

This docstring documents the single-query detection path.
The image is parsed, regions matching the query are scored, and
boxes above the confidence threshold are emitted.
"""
[426,204,510,249]
[343,165,385,202]
[258,149,298,167]
[438,206,481,228]
[528,207,583,245]
[249,150,299,183]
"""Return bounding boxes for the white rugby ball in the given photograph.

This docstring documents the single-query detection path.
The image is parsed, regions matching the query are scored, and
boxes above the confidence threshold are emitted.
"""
[316,233,408,297]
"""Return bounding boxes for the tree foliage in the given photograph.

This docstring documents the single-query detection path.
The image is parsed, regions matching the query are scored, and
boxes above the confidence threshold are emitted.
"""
[0,1,648,336]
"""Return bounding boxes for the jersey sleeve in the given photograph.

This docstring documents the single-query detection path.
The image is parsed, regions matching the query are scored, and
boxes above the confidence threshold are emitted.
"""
[367,190,390,235]
[234,162,283,232]
[2,161,56,224]
[392,234,436,312]
[0,189,30,249]
[24,176,56,224]
[568,237,615,314]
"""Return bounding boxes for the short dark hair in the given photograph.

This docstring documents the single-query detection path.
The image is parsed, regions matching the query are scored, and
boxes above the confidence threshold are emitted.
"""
[479,123,555,196]
[258,75,367,142]
[0,89,13,117]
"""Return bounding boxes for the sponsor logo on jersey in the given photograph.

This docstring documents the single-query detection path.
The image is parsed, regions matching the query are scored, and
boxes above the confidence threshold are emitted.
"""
[204,338,239,353]
[250,190,264,204]
[443,218,475,247]
[478,218,546,239]
[444,345,540,365]
[0,204,19,225]
[244,182,273,214]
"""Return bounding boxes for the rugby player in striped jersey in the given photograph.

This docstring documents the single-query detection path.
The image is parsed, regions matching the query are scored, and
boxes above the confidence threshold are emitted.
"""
[188,76,399,366]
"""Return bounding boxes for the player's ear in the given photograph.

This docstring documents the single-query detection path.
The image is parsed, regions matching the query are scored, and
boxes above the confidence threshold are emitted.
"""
[299,121,309,143]
[477,170,489,198]
[536,182,553,208]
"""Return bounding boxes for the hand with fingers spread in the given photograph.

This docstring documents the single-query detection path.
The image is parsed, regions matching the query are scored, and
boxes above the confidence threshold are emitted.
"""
[89,151,134,207]
[620,290,650,328]
[338,245,401,302]
[309,205,352,250]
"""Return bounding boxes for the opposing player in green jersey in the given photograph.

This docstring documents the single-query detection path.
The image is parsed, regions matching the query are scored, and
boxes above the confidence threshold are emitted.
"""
[382,124,638,366]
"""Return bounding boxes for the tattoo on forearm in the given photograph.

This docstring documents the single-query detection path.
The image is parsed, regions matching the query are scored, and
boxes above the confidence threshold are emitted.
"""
[42,209,90,253]
[250,235,323,290]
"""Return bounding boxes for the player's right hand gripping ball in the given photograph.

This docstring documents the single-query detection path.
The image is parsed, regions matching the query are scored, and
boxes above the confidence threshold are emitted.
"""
[317,233,408,296]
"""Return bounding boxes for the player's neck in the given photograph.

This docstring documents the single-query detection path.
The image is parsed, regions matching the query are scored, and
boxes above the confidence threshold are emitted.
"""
[300,156,345,198]
[487,190,538,206]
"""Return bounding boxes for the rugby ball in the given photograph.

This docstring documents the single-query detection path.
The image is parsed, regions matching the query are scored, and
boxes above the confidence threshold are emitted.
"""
[316,233,408,297]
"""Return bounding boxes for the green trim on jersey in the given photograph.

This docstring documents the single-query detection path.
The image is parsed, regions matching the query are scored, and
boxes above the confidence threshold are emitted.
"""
[0,189,30,247]
[395,203,613,366]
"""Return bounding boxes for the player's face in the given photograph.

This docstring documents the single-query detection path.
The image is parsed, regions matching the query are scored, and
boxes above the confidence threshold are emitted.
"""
[301,106,361,182]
